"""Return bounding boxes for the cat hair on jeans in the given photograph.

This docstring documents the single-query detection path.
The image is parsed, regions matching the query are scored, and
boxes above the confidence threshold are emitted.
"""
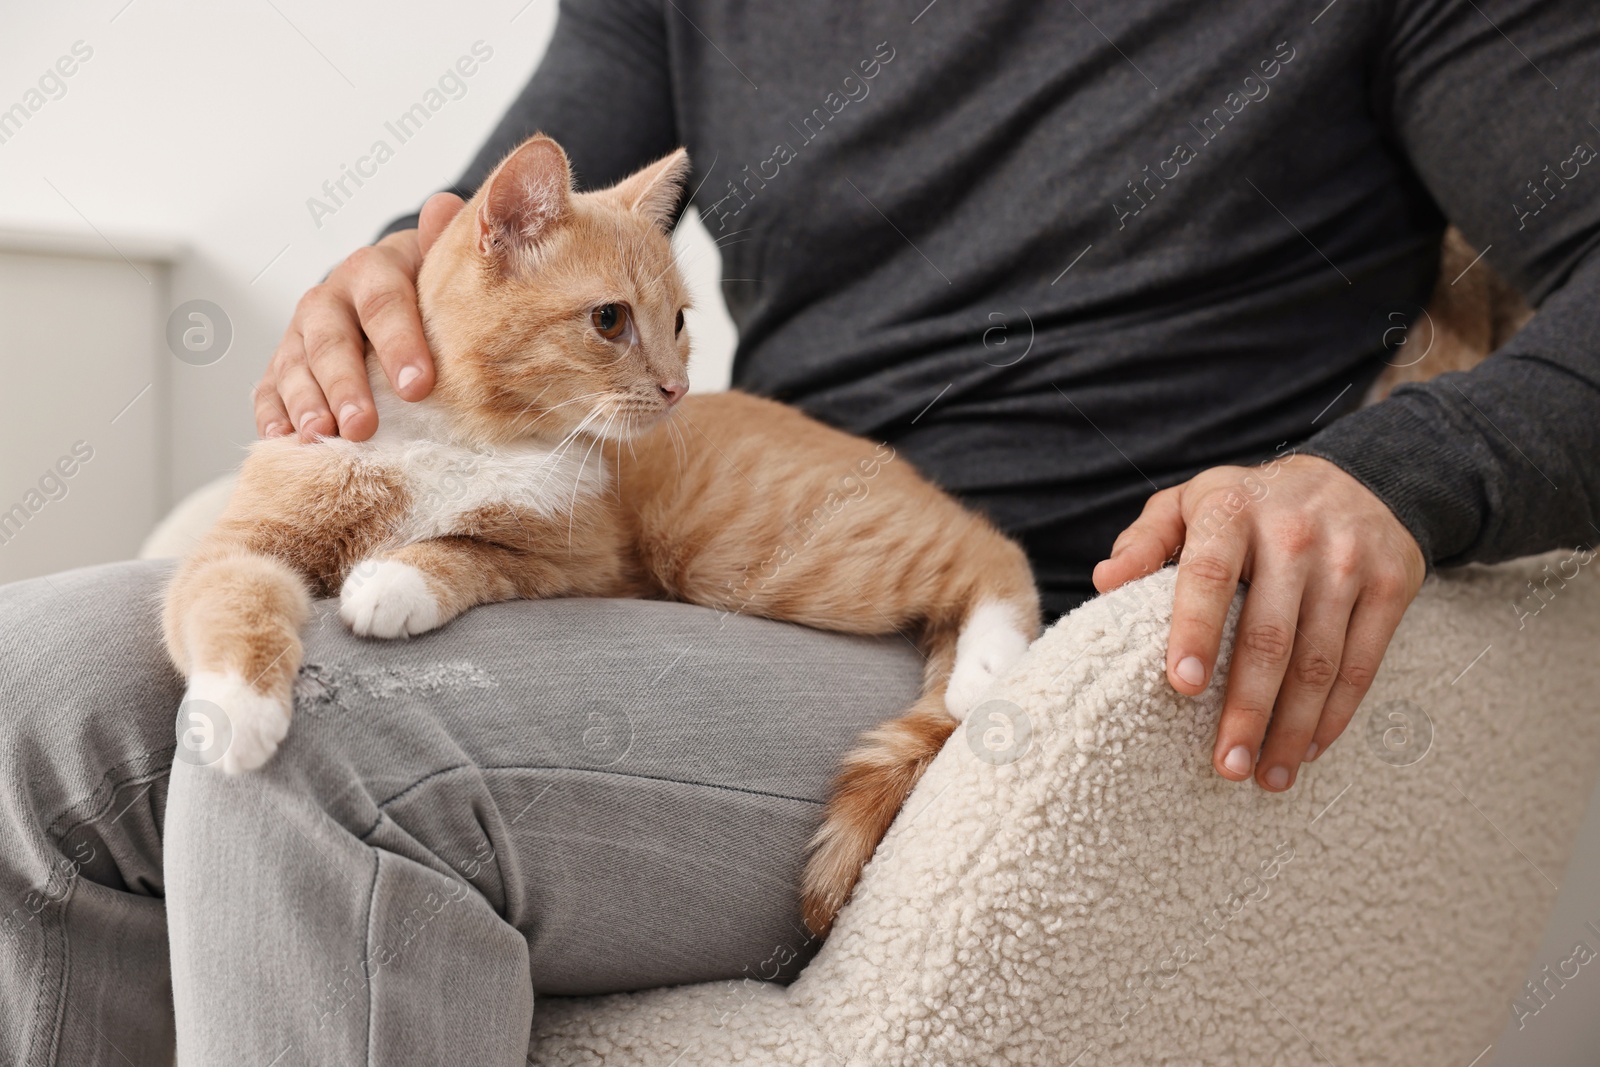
[163,134,1041,934]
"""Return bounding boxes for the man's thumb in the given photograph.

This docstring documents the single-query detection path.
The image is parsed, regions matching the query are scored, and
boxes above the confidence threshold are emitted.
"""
[417,191,467,257]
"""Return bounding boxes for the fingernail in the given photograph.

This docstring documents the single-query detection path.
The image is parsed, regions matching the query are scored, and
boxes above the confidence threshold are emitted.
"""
[396,366,421,392]
[1305,742,1320,762]
[1265,766,1290,790]
[338,403,360,427]
[1175,656,1206,687]
[264,421,287,437]
[1223,745,1252,776]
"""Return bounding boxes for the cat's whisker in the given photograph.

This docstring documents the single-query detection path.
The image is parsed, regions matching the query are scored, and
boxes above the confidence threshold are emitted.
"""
[652,225,734,298]
[623,415,641,467]
[611,417,625,492]
[546,408,602,463]
[506,381,561,426]
[665,414,689,479]
[532,408,604,498]
[518,402,596,438]
[521,390,611,423]
[568,408,619,546]
[531,415,602,523]
[638,235,695,293]
[515,391,612,435]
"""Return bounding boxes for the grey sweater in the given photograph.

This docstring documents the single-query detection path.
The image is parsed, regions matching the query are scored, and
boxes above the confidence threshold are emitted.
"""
[385,0,1600,616]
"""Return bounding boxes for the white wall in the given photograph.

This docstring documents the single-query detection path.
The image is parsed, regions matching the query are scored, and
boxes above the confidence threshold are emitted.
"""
[0,0,735,517]
[0,237,171,581]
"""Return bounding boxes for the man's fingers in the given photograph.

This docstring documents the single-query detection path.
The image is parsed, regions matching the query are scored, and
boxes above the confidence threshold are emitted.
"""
[1308,588,1407,760]
[1210,569,1303,781]
[297,289,377,439]
[1094,487,1183,592]
[1165,502,1248,697]
[252,373,294,438]
[347,261,432,408]
[274,349,335,440]
[1141,455,1426,790]
[366,217,446,403]
[255,211,453,444]
[417,191,465,256]
[1254,578,1354,791]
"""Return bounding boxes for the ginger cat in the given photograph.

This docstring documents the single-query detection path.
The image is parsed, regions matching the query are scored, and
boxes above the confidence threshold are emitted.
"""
[1368,226,1532,403]
[164,135,1040,934]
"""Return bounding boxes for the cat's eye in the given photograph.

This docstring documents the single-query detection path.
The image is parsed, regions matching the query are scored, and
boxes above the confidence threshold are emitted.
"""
[675,310,685,335]
[592,303,629,340]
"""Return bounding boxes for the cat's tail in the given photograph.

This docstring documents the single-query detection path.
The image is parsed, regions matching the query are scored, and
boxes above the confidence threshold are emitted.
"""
[801,566,1040,936]
[800,687,958,937]
[163,542,311,774]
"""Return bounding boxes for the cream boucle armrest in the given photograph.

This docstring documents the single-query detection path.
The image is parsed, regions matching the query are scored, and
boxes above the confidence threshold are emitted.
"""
[528,555,1600,1066]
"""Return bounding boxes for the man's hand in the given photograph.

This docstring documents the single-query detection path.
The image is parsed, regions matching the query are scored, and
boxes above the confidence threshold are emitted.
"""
[253,192,466,442]
[1093,454,1426,792]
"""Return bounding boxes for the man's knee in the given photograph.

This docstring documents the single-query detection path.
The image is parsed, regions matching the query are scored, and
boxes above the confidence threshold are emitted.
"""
[0,561,180,888]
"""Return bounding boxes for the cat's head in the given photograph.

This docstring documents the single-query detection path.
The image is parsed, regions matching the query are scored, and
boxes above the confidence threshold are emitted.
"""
[417,135,693,446]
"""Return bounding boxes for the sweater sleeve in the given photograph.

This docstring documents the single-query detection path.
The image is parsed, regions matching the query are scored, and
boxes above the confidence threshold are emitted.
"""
[377,0,678,241]
[1299,0,1600,566]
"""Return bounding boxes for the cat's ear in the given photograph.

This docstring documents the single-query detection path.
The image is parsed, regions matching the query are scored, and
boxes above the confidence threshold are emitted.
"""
[476,135,573,258]
[607,148,692,233]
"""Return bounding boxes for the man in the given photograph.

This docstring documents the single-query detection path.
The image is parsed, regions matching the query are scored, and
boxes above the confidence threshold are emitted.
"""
[3,0,1597,1061]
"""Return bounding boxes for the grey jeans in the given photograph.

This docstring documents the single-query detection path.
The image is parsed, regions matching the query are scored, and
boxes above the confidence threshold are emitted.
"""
[0,560,921,1065]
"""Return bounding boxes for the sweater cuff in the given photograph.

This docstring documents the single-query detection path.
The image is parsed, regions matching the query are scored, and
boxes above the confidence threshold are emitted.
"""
[1298,396,1490,568]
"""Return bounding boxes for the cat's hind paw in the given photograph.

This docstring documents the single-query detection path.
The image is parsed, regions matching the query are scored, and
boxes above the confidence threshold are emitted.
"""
[339,559,442,639]
[945,601,1032,719]
[181,671,291,774]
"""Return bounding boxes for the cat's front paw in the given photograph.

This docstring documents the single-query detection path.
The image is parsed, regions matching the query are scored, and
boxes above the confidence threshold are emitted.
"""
[339,559,442,638]
[945,602,1032,719]
[181,672,292,774]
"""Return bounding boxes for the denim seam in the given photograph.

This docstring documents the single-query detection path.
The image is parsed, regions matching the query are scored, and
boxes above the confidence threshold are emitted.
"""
[369,762,827,817]
[45,749,175,844]
[35,893,66,1067]
[364,850,381,1067]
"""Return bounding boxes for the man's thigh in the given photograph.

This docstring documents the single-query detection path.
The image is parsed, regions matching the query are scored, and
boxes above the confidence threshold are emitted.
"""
[256,592,926,994]
[0,560,181,1065]
[0,558,922,1061]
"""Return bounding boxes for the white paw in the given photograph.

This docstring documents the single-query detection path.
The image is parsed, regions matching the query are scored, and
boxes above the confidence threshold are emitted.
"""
[182,671,291,774]
[339,559,441,638]
[945,601,1032,719]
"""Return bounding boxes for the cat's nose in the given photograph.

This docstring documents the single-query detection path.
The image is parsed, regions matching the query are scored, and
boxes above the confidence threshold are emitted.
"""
[658,379,688,406]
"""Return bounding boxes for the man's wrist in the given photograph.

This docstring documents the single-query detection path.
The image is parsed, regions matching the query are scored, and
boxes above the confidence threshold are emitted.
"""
[1298,394,1489,568]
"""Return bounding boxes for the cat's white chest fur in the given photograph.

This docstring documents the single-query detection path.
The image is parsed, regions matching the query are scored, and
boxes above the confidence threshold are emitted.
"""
[327,381,607,545]
[384,436,604,543]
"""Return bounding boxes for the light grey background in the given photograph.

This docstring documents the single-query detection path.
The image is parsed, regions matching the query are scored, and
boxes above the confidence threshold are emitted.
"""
[0,3,1592,1061]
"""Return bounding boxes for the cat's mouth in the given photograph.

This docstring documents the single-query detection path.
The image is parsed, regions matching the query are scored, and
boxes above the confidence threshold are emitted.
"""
[581,394,678,441]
